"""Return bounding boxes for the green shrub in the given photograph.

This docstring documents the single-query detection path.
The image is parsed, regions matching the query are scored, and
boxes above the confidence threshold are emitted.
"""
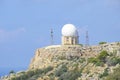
[78,44,83,47]
[43,66,53,74]
[99,42,107,45]
[34,69,43,74]
[108,57,120,66]
[99,68,109,78]
[59,71,81,80]
[98,50,109,62]
[105,66,120,80]
[9,70,15,74]
[11,66,53,80]
[96,61,104,66]
[88,51,109,66]
[55,65,67,77]
[88,57,104,66]
[79,58,86,63]
[117,42,120,46]
[59,66,82,80]
[59,56,66,60]
[88,57,100,64]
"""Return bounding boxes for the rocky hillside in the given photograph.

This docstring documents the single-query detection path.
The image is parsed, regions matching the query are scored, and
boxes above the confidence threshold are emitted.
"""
[1,42,120,80]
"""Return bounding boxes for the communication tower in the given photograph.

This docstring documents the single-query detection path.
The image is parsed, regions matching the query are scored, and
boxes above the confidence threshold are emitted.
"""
[86,31,89,47]
[50,28,54,45]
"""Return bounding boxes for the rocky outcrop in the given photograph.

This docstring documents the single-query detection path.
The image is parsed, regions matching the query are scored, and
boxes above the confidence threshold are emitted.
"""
[29,45,93,69]
[29,42,120,70]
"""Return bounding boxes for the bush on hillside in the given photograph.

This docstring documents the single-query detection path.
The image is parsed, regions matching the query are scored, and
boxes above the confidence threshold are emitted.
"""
[107,57,120,66]
[88,57,104,66]
[59,71,81,80]
[99,42,107,45]
[99,68,109,78]
[9,70,15,74]
[98,50,109,62]
[105,66,120,80]
[11,66,53,80]
[88,50,109,66]
[55,64,68,77]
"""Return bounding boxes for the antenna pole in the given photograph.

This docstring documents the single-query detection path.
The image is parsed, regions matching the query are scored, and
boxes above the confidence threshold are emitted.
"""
[86,31,89,47]
[51,29,54,45]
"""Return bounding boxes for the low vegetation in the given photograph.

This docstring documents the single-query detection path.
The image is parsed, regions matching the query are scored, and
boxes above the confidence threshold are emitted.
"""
[88,50,109,66]
[99,68,109,78]
[105,66,120,80]
[99,42,107,45]
[10,66,53,80]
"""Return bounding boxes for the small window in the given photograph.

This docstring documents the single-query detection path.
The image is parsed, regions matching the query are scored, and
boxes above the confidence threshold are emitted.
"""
[66,37,69,41]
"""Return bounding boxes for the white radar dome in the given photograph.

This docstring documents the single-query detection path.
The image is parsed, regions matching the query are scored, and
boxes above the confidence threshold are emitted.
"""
[62,24,78,37]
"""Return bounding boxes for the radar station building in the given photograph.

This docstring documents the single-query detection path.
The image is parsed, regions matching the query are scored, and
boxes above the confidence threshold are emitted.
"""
[61,24,79,45]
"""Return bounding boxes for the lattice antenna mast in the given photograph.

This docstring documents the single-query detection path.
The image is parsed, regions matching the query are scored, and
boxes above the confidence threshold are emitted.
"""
[77,27,81,43]
[86,31,89,47]
[50,28,54,45]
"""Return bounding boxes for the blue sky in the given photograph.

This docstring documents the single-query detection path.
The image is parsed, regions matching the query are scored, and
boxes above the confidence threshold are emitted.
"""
[0,0,120,75]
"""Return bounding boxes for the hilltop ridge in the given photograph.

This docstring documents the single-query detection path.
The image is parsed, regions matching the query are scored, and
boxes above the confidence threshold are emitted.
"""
[1,42,120,80]
[29,42,120,69]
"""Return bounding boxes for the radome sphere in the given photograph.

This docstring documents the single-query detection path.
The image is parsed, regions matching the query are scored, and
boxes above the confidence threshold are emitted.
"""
[62,24,78,37]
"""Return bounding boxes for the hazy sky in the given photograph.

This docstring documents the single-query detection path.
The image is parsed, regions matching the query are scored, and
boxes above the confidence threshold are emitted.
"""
[0,0,120,74]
